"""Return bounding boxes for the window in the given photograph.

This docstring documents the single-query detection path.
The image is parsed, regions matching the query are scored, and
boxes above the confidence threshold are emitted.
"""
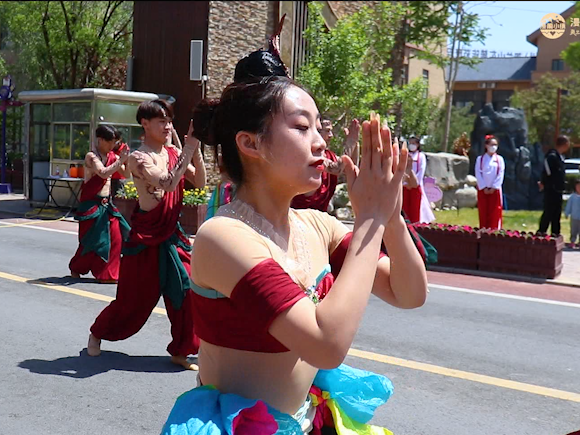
[453,90,486,113]
[291,1,309,78]
[552,59,565,71]
[422,69,429,98]
[492,90,513,111]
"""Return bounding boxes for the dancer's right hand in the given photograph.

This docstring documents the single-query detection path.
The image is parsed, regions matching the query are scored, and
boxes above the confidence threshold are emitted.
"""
[343,114,408,226]
[119,146,130,162]
[183,120,201,153]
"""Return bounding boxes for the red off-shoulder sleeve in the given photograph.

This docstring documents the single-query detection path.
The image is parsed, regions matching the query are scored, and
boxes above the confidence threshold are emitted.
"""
[329,232,388,276]
[230,259,307,331]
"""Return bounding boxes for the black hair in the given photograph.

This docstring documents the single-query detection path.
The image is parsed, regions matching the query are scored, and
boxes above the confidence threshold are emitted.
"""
[556,135,570,147]
[136,99,174,125]
[95,124,119,142]
[192,76,299,186]
[234,51,288,83]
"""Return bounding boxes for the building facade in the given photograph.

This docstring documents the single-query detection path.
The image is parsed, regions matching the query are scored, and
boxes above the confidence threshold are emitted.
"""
[451,4,578,114]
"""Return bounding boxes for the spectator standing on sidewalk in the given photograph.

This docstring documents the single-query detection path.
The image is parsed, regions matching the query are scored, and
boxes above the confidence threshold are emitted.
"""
[564,179,580,248]
[539,135,570,236]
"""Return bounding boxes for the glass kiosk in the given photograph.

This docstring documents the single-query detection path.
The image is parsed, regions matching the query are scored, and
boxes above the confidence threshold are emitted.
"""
[18,88,173,209]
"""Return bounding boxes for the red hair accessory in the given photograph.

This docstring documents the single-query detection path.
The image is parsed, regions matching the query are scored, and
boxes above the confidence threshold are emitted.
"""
[485,134,495,140]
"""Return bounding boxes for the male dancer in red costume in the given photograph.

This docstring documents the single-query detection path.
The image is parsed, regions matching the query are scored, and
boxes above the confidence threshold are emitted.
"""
[69,125,131,283]
[87,99,206,370]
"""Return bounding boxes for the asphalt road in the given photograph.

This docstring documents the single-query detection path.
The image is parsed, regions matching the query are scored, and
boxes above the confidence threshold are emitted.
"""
[0,217,578,435]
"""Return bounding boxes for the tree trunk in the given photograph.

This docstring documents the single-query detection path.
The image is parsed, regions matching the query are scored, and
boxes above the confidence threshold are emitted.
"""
[391,3,408,138]
[442,2,464,152]
[442,91,453,153]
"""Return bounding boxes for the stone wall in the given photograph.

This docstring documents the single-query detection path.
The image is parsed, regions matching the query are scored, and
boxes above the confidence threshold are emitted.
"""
[206,1,277,99]
[327,1,379,19]
[203,1,278,189]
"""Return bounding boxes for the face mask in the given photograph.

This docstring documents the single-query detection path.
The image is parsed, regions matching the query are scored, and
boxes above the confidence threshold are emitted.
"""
[409,144,418,152]
[487,145,498,154]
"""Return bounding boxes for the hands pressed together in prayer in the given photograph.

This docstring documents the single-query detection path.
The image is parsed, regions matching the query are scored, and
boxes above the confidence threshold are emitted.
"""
[342,112,408,227]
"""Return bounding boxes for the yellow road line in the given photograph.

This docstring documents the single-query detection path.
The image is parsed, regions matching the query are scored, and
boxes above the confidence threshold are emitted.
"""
[0,218,66,229]
[1,270,578,403]
[347,348,580,403]
[0,271,166,315]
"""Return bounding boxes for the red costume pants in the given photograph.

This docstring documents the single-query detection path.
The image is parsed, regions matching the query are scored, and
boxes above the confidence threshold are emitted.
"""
[477,189,502,229]
[90,244,199,357]
[69,215,122,281]
[403,186,422,223]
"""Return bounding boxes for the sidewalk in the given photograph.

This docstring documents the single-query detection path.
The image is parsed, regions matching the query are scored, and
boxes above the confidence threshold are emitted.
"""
[341,219,580,290]
[0,193,77,221]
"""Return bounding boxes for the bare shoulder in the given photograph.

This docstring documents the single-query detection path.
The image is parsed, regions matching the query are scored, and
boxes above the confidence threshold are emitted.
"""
[84,152,98,167]
[192,216,274,293]
[129,149,153,166]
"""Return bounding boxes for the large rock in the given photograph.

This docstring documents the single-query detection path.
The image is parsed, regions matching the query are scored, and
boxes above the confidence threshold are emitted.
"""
[335,207,354,221]
[332,183,350,209]
[455,185,478,208]
[425,152,471,208]
[424,152,469,191]
[469,103,544,210]
[466,175,478,187]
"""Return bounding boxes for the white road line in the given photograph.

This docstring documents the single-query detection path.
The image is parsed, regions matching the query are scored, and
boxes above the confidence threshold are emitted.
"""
[0,221,77,235]
[430,283,580,308]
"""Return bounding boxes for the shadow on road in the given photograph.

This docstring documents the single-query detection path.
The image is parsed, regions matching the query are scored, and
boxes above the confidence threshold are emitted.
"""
[28,276,101,287]
[18,349,187,378]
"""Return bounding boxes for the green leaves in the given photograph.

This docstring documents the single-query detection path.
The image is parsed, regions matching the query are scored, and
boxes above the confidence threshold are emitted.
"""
[511,72,580,146]
[0,1,133,90]
[296,2,439,146]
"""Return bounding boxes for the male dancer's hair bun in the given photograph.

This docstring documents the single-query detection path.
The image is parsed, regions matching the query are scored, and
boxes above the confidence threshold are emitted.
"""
[192,98,220,146]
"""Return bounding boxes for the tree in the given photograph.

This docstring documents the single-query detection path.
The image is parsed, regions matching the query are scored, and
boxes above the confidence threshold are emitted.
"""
[0,1,133,90]
[511,72,580,147]
[442,1,487,152]
[297,1,440,151]
[386,1,450,137]
[424,103,475,152]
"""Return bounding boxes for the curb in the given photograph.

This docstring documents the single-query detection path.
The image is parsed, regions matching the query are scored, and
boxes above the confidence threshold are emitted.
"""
[428,265,580,290]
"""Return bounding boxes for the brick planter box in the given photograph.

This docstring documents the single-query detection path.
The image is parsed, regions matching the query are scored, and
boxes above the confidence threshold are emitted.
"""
[414,225,480,270]
[478,232,564,279]
[180,204,207,236]
[113,197,137,226]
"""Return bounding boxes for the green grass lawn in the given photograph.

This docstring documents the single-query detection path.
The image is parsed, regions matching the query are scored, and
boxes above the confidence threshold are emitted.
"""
[433,208,573,242]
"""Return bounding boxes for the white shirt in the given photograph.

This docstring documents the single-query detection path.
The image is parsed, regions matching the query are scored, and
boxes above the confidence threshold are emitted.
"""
[475,153,505,190]
[403,151,426,186]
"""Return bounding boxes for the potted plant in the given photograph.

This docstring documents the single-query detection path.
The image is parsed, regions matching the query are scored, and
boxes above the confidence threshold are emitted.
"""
[114,182,210,236]
[478,229,564,279]
[180,187,210,235]
[413,223,480,270]
[114,181,139,225]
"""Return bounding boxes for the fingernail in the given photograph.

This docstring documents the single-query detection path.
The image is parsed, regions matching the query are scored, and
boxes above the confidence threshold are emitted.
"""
[382,120,389,130]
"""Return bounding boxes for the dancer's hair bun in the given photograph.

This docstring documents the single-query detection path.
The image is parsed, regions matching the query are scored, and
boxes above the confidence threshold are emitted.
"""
[192,98,220,146]
[234,50,288,83]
